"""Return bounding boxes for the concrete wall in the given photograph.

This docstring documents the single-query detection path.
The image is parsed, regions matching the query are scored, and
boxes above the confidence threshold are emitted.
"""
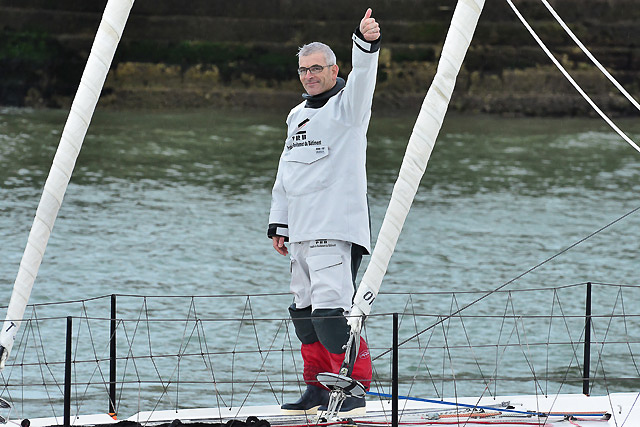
[2,0,639,115]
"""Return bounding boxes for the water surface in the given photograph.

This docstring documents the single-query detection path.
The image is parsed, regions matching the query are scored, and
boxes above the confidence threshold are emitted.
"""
[1,108,639,418]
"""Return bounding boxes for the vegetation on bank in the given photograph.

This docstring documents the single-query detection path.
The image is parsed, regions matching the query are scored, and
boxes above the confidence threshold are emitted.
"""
[0,31,81,106]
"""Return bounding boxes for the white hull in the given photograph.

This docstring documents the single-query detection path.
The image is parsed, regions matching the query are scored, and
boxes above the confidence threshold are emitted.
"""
[13,392,638,426]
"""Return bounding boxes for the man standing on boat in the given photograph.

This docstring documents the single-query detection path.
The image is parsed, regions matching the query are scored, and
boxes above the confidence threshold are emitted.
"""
[268,8,381,416]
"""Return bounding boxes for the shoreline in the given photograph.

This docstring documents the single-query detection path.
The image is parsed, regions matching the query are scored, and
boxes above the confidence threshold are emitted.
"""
[21,86,636,118]
[3,1,640,117]
[11,56,639,117]
[9,88,637,118]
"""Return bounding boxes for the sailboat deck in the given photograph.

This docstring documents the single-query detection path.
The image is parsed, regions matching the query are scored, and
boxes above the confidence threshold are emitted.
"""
[15,392,638,427]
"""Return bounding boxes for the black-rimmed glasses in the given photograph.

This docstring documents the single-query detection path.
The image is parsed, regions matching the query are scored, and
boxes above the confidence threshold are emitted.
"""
[297,64,333,76]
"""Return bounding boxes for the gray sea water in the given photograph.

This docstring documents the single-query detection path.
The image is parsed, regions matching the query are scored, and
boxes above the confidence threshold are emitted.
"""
[1,107,639,419]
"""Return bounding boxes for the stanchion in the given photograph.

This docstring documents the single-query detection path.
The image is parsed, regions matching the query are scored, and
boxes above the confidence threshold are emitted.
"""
[583,282,592,395]
[392,313,398,427]
[64,316,72,427]
[109,294,117,417]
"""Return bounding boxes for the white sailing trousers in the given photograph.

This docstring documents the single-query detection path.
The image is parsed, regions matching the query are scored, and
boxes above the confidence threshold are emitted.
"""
[289,240,354,311]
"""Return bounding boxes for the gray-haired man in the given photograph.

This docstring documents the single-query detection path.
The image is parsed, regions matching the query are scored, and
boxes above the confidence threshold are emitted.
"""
[268,8,381,416]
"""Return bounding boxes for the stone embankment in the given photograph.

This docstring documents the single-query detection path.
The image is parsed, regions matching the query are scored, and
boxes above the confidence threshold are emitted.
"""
[1,0,639,116]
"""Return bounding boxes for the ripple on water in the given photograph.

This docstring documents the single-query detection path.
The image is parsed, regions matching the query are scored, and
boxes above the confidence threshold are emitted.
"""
[2,110,640,416]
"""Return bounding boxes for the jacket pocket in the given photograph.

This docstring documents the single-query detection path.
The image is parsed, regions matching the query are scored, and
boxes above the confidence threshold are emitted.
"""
[307,254,345,307]
[281,145,333,196]
[307,254,343,272]
[284,145,329,164]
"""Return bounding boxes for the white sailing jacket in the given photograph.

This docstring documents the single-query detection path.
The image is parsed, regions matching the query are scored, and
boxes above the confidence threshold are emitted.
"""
[269,30,380,253]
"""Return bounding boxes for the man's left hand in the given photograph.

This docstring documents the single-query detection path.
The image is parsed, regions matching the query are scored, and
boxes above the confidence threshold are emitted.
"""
[359,8,381,42]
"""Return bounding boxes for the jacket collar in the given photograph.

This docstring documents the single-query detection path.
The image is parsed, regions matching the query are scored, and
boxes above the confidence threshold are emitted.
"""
[302,77,346,109]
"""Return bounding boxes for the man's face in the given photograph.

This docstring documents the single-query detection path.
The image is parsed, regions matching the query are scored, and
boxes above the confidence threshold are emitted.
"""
[299,52,338,96]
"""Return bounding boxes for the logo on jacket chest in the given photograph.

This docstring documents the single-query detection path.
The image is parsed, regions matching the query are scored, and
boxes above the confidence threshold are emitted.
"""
[286,130,323,151]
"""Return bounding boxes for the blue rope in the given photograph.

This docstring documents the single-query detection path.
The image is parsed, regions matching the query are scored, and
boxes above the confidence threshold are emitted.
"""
[366,391,608,418]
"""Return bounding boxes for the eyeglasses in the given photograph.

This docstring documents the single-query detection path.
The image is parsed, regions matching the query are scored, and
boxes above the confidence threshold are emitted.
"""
[297,64,333,76]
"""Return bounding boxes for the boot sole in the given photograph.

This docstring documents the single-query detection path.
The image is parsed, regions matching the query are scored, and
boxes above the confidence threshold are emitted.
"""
[319,406,366,416]
[280,405,321,415]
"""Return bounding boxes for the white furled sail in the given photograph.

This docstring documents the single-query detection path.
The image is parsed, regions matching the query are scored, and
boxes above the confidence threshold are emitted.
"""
[351,0,485,320]
[0,0,135,370]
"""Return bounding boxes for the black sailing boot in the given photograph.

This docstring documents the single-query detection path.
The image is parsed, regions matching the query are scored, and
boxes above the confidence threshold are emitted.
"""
[319,395,366,416]
[281,385,330,414]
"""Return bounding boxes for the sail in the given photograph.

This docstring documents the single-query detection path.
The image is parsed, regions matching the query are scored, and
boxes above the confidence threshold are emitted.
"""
[0,0,135,370]
[352,0,485,317]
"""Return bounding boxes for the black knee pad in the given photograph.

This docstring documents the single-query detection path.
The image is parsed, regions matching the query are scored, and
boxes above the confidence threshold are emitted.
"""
[288,304,319,344]
[311,308,350,354]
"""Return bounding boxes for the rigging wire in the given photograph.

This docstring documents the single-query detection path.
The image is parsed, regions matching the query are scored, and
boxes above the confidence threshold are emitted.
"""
[449,294,493,393]
[1,290,637,420]
[74,303,111,416]
[509,304,545,397]
[118,305,142,417]
[505,0,640,154]
[548,289,585,399]
[235,319,286,417]
[33,307,61,418]
[196,312,229,411]
[142,298,180,422]
[373,204,640,362]
[538,0,640,113]
[245,297,281,405]
[620,291,640,377]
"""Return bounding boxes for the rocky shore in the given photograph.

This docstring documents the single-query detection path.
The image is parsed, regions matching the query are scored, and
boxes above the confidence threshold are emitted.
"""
[2,0,639,116]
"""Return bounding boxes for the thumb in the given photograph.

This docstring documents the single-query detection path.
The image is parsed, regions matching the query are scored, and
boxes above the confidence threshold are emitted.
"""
[363,8,372,20]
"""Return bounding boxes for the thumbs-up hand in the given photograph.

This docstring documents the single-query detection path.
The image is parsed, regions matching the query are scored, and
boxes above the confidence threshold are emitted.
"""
[359,8,381,41]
